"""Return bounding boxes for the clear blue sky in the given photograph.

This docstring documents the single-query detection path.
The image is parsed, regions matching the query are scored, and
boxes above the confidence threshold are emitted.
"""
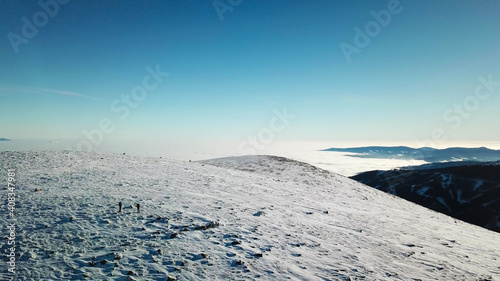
[1,0,499,143]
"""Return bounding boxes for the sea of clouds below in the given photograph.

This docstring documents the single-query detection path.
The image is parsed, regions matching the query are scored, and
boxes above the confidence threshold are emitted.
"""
[1,139,500,177]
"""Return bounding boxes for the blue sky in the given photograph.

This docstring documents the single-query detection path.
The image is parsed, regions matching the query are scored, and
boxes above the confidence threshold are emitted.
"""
[1,0,499,144]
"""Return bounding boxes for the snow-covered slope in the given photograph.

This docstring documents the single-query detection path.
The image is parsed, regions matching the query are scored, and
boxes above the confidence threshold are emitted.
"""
[1,151,499,280]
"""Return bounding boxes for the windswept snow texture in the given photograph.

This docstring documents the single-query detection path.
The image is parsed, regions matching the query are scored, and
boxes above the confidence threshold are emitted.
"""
[1,151,499,280]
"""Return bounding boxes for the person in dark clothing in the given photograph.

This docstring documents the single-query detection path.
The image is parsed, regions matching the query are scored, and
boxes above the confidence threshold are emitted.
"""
[136,203,140,213]
[118,201,122,213]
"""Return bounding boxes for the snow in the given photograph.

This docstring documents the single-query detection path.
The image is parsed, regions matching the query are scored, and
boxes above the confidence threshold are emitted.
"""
[417,186,431,196]
[436,197,453,213]
[440,174,453,189]
[0,139,430,177]
[456,189,468,204]
[474,179,485,191]
[1,151,499,280]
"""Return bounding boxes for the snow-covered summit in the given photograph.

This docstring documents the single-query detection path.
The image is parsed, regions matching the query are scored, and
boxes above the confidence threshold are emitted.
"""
[1,151,498,280]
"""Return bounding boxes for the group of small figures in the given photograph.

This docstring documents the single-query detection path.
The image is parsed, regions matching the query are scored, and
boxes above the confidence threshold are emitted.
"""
[118,201,140,213]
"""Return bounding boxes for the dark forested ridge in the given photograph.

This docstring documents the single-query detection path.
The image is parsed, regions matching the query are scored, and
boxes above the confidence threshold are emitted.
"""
[352,161,500,233]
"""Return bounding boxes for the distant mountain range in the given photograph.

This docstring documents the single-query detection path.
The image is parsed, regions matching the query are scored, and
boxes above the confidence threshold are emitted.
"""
[351,161,500,233]
[323,146,500,162]
[0,138,11,141]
